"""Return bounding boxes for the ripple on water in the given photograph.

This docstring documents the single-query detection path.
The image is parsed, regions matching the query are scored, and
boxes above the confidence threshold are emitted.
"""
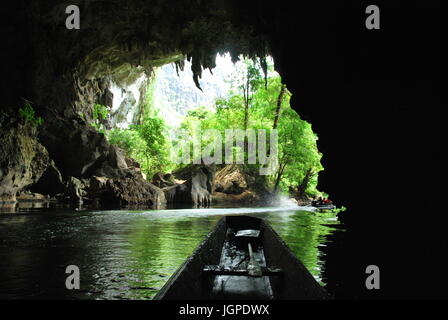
[0,206,342,299]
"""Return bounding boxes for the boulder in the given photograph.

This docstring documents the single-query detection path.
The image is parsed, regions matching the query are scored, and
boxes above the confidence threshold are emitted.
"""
[212,164,273,204]
[164,165,214,207]
[190,167,213,206]
[38,118,110,178]
[0,122,50,202]
[163,173,177,183]
[152,172,176,188]
[213,164,248,194]
[107,144,128,170]
[64,176,87,203]
[88,172,166,206]
[163,183,188,203]
[125,156,141,169]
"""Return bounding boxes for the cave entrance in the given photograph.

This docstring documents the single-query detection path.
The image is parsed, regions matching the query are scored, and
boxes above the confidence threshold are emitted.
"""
[94,53,324,202]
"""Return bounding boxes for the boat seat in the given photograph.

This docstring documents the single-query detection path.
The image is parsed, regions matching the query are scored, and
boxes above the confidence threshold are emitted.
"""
[203,265,283,276]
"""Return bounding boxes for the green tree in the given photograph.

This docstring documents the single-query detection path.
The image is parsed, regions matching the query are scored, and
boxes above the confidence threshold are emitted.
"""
[176,58,323,196]
[134,116,170,177]
[274,107,322,194]
[228,59,263,131]
[92,104,108,133]
[107,115,172,178]
[19,100,44,127]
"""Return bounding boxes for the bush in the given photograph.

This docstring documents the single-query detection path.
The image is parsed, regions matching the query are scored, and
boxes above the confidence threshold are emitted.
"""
[19,100,44,126]
[93,104,108,121]
[92,104,108,133]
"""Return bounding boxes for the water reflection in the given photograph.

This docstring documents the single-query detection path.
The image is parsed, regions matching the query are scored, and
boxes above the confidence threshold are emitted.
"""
[0,201,52,213]
[0,206,342,299]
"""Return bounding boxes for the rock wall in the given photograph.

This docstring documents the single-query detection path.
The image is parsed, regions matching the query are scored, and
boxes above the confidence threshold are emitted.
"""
[165,165,214,207]
[212,164,271,204]
[0,118,49,202]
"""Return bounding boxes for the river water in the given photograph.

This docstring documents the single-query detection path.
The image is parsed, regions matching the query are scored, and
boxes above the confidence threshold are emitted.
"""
[0,205,342,300]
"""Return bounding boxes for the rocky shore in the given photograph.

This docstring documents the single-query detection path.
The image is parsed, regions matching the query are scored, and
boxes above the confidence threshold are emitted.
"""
[1,119,278,210]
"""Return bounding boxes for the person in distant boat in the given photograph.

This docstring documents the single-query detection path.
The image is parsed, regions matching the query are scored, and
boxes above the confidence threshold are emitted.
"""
[312,196,324,206]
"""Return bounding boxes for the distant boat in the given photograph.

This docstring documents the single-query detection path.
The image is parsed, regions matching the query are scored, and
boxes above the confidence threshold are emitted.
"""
[154,215,331,300]
[311,200,336,211]
[313,204,336,210]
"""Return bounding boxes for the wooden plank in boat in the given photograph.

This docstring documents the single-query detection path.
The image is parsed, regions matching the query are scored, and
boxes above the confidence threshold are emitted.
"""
[203,265,283,276]
[210,227,274,299]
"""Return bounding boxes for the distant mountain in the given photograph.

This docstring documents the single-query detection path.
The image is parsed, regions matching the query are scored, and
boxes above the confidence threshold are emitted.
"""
[109,54,244,128]
[153,55,234,127]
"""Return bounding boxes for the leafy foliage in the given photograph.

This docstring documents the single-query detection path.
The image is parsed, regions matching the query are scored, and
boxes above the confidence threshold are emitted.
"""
[19,100,44,127]
[175,58,323,195]
[107,115,172,178]
[91,104,109,134]
[135,116,171,175]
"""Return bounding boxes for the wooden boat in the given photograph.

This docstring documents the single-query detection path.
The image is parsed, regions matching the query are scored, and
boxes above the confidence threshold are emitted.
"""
[311,201,336,210]
[314,204,336,210]
[154,215,331,300]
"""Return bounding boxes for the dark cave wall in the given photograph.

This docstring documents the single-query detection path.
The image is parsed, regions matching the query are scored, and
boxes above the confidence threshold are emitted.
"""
[1,0,446,298]
[3,0,264,113]
[257,2,445,298]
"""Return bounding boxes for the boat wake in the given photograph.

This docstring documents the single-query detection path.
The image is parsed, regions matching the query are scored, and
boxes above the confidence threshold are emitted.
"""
[95,204,317,220]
